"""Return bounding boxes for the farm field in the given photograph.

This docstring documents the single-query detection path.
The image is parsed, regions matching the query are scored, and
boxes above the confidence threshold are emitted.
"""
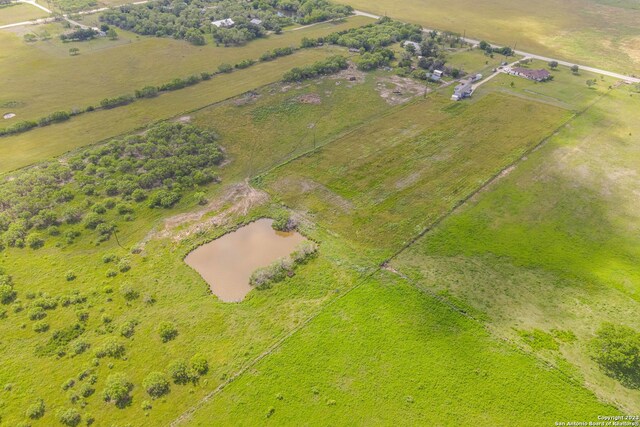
[0,46,351,174]
[261,91,570,260]
[0,15,373,123]
[0,3,48,26]
[186,272,618,425]
[335,0,640,74]
[1,4,639,425]
[392,84,640,411]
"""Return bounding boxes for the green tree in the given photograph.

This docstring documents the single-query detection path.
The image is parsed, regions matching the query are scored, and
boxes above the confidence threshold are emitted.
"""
[102,373,133,407]
[107,28,118,40]
[591,323,640,389]
[69,47,79,56]
[548,60,558,69]
[143,372,169,398]
[571,64,579,74]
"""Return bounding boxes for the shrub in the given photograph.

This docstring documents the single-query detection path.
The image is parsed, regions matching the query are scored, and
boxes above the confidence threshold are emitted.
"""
[66,270,76,281]
[117,259,131,273]
[102,373,132,407]
[218,63,233,73]
[57,407,81,426]
[102,253,117,263]
[291,241,319,264]
[29,307,46,320]
[143,372,169,398]
[190,354,208,376]
[33,321,49,332]
[591,323,640,389]
[0,284,16,304]
[100,94,134,109]
[119,320,137,338]
[95,337,125,359]
[26,398,45,419]
[168,359,192,384]
[79,383,95,398]
[72,340,90,355]
[76,310,89,322]
[159,321,178,342]
[271,211,293,232]
[119,284,138,300]
[141,400,152,410]
[135,86,159,99]
[106,269,118,278]
[26,233,45,249]
[62,378,75,390]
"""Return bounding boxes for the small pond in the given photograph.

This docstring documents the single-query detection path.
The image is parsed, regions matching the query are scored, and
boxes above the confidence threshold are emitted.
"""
[185,218,306,302]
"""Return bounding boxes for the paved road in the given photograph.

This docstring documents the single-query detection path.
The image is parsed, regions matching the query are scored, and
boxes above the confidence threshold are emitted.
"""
[354,9,640,84]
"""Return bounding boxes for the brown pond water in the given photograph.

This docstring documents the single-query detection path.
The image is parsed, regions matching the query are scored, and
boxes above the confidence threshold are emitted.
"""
[184,219,306,302]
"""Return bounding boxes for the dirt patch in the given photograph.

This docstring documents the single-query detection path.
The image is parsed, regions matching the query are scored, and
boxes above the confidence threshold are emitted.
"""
[175,115,192,123]
[297,93,322,105]
[2,113,15,119]
[330,62,366,85]
[376,76,429,105]
[152,182,269,242]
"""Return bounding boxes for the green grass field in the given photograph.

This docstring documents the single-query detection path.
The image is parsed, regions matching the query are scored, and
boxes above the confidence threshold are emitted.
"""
[261,90,569,260]
[393,84,640,411]
[336,0,640,74]
[0,15,373,123]
[0,3,48,25]
[186,272,617,425]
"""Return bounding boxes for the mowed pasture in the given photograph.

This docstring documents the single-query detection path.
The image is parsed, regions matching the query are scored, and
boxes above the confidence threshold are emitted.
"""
[0,46,350,174]
[187,272,617,426]
[0,3,48,26]
[261,91,570,260]
[336,0,640,74]
[393,84,640,411]
[0,15,373,122]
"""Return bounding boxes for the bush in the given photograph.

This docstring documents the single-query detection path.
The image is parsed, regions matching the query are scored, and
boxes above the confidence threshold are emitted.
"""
[33,321,49,333]
[57,407,81,426]
[119,283,138,301]
[76,310,89,322]
[117,259,131,273]
[29,307,46,320]
[283,55,349,82]
[100,94,134,109]
[0,284,16,304]
[72,339,90,355]
[143,372,169,398]
[26,398,45,419]
[79,383,95,398]
[591,323,640,389]
[168,359,192,384]
[102,253,117,264]
[190,353,208,376]
[62,378,75,390]
[159,321,178,342]
[271,211,293,232]
[95,337,125,359]
[119,319,137,338]
[102,373,132,407]
[66,270,77,281]
[218,63,233,73]
[149,190,181,208]
[135,86,159,99]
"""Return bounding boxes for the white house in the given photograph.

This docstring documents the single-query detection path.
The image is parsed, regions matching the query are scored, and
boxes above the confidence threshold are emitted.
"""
[212,18,235,28]
[250,18,262,25]
[402,40,421,53]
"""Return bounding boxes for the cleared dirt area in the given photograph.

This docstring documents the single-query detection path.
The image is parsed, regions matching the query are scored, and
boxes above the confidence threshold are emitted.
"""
[376,75,429,105]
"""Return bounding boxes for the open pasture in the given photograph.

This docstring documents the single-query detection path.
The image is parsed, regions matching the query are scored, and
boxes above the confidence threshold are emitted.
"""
[336,0,640,74]
[186,272,618,425]
[393,84,640,411]
[0,2,48,26]
[0,46,350,174]
[0,15,373,123]
[261,91,570,260]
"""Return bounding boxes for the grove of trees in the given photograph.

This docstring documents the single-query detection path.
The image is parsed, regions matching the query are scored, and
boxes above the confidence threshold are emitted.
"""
[100,0,353,46]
